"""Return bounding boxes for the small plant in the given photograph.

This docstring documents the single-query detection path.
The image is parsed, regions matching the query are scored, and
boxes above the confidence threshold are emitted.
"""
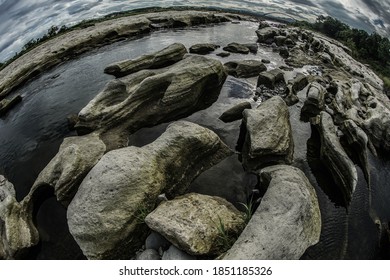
[214,216,240,253]
[134,204,153,225]
[239,199,255,224]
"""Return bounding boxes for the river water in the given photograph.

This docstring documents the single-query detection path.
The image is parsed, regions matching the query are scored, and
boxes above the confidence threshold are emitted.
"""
[0,20,389,259]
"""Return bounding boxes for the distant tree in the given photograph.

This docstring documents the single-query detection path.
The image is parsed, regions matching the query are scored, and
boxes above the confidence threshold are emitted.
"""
[47,25,59,37]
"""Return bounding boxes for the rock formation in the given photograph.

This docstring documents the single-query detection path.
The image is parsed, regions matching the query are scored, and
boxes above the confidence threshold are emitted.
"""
[145,193,244,256]
[219,102,251,123]
[241,96,294,171]
[189,43,220,55]
[224,165,321,260]
[224,60,267,78]
[67,121,232,259]
[104,43,188,77]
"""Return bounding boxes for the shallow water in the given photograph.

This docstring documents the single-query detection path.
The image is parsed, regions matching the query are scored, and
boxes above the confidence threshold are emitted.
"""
[0,21,389,259]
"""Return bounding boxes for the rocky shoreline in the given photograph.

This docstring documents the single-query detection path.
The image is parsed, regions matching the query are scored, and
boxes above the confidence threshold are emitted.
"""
[1,10,390,260]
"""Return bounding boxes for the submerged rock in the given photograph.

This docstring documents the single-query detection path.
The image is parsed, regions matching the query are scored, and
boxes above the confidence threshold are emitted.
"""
[224,165,321,260]
[104,43,187,77]
[189,43,220,55]
[242,96,294,171]
[313,111,358,203]
[219,101,251,123]
[76,55,227,140]
[145,193,244,256]
[67,121,232,259]
[224,60,267,78]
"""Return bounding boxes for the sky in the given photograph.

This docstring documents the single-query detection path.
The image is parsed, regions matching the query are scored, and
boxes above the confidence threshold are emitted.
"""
[0,0,389,63]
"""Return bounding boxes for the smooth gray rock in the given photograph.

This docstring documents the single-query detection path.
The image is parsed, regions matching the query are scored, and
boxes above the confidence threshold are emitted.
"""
[314,111,358,203]
[257,68,285,89]
[223,43,250,54]
[224,60,267,78]
[302,82,326,116]
[67,121,232,259]
[162,245,197,260]
[104,43,187,77]
[145,193,244,256]
[219,101,252,123]
[242,96,294,171]
[76,55,227,140]
[145,231,171,251]
[216,52,231,57]
[136,249,161,260]
[224,165,321,259]
[243,43,258,54]
[31,133,106,206]
[189,43,220,55]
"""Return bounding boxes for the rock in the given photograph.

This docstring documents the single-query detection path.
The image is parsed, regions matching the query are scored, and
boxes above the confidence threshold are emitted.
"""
[67,114,79,131]
[224,165,321,260]
[0,95,22,117]
[219,101,252,123]
[136,249,161,260]
[257,68,285,89]
[216,52,231,57]
[279,65,293,71]
[189,43,220,55]
[0,176,38,259]
[76,55,227,138]
[258,21,270,29]
[162,245,197,260]
[256,27,279,44]
[279,47,289,58]
[301,82,326,117]
[242,96,294,171]
[274,35,287,46]
[314,112,358,203]
[261,59,271,64]
[67,121,232,259]
[30,133,106,206]
[145,231,171,251]
[224,60,267,78]
[104,43,187,77]
[289,73,309,94]
[243,44,258,54]
[223,43,250,54]
[145,193,244,256]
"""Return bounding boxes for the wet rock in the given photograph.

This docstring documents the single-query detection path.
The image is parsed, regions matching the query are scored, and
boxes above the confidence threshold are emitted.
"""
[162,245,197,260]
[279,65,293,71]
[314,112,358,203]
[67,121,232,259]
[242,96,294,171]
[76,55,227,139]
[67,114,79,131]
[243,43,258,54]
[104,43,187,77]
[224,60,267,78]
[145,231,171,251]
[223,43,250,54]
[0,95,22,117]
[302,82,326,117]
[256,27,279,44]
[0,176,38,259]
[219,101,252,123]
[257,69,285,89]
[261,59,271,64]
[279,47,289,58]
[145,193,244,256]
[274,35,287,46]
[216,52,231,57]
[136,249,161,260]
[189,43,220,55]
[224,165,321,260]
[289,73,309,94]
[31,134,106,206]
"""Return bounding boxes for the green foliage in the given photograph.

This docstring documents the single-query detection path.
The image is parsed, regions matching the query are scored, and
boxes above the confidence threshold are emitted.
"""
[239,199,254,224]
[134,204,153,225]
[215,216,237,253]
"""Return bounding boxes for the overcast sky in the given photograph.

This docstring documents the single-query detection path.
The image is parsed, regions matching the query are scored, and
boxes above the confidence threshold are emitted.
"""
[0,0,389,63]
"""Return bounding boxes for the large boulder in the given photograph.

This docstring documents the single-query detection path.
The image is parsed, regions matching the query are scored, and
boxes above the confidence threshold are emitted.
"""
[104,43,187,77]
[223,43,250,54]
[224,60,267,78]
[30,133,106,206]
[76,55,227,137]
[301,82,326,117]
[224,165,321,260]
[0,176,38,259]
[257,68,285,89]
[256,27,279,44]
[145,193,244,256]
[314,111,358,203]
[67,121,232,259]
[242,96,294,171]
